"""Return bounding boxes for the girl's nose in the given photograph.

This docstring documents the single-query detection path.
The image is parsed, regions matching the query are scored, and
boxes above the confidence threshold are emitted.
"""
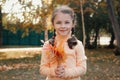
[61,24,65,28]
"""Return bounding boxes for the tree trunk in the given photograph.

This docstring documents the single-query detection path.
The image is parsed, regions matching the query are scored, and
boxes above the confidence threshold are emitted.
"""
[0,25,2,48]
[85,34,90,48]
[117,5,120,16]
[42,15,48,42]
[107,0,120,55]
[93,26,99,48]
[0,8,2,48]
[44,30,48,41]
[108,29,115,48]
[80,0,86,46]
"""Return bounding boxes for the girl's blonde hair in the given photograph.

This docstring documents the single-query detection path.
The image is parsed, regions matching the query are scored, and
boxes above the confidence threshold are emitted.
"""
[51,5,77,26]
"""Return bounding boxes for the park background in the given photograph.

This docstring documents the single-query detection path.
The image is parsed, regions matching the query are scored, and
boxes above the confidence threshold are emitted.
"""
[0,0,120,80]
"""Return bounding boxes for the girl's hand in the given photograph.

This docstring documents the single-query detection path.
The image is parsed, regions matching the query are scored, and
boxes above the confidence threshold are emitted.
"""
[55,65,65,78]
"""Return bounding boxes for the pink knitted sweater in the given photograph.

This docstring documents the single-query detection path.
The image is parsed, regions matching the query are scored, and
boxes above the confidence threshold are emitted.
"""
[40,35,87,80]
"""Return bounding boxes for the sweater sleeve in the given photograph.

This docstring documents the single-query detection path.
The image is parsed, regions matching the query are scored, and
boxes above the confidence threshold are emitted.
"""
[40,41,56,77]
[64,41,87,78]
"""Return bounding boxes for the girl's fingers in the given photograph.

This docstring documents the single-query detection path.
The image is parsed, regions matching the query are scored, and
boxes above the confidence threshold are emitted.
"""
[55,69,64,74]
[55,66,65,78]
[57,72,65,78]
[57,65,64,70]
[55,64,65,78]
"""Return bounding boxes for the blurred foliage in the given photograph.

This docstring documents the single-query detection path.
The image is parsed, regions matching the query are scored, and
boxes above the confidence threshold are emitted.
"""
[0,0,120,46]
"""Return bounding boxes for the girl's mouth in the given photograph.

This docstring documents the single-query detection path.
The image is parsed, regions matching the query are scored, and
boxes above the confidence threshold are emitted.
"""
[60,30,67,32]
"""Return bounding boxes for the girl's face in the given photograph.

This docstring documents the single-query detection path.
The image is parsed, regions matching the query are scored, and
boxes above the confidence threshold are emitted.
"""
[53,12,74,36]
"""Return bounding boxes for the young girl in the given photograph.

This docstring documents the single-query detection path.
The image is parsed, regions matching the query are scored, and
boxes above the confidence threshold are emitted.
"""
[40,5,87,80]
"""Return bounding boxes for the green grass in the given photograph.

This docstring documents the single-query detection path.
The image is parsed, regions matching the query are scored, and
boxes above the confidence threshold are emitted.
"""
[0,48,120,80]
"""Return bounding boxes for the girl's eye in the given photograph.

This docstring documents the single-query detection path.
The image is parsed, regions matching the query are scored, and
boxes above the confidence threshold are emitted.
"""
[56,21,61,24]
[65,21,70,24]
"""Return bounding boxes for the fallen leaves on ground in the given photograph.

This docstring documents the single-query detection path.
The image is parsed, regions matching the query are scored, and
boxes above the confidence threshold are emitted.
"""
[0,48,120,80]
[82,49,120,80]
[0,63,39,71]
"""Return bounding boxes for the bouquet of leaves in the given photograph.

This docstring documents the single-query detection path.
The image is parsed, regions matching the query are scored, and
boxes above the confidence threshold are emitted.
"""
[49,37,66,64]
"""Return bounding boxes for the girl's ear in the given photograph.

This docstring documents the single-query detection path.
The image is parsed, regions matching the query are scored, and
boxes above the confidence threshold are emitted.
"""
[72,22,76,27]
